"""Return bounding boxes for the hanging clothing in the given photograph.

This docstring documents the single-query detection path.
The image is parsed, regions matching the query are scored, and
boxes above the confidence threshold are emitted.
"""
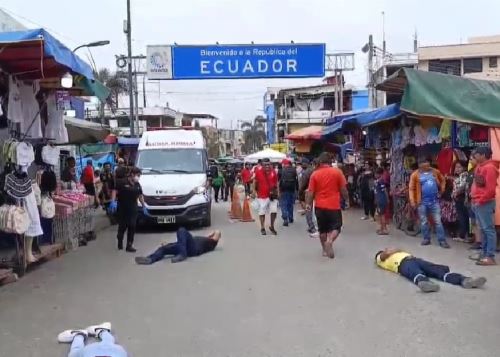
[457,124,471,147]
[16,142,35,167]
[4,172,32,199]
[469,125,488,142]
[24,190,43,237]
[427,126,441,144]
[45,94,69,143]
[436,148,454,176]
[18,80,42,139]
[439,119,452,140]
[41,145,60,166]
[7,76,23,123]
[413,125,427,147]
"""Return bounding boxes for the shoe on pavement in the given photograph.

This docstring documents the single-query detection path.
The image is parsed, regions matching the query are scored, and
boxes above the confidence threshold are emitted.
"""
[269,226,277,235]
[125,246,137,253]
[417,280,440,293]
[462,277,487,289]
[171,255,187,263]
[58,329,88,343]
[309,232,319,239]
[421,240,431,246]
[86,322,111,337]
[135,256,153,265]
[360,216,368,220]
[283,221,289,227]
[117,241,123,250]
[439,241,451,249]
[260,228,267,236]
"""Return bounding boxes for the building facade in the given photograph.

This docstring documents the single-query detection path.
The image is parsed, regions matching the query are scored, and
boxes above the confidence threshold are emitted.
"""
[418,35,500,81]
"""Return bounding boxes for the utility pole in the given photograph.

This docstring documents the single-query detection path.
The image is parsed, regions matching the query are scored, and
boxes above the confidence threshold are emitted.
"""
[126,0,135,137]
[367,34,374,108]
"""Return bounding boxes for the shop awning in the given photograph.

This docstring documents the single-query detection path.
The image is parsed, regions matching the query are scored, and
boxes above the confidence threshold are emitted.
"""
[378,68,500,126]
[0,28,94,80]
[117,137,140,146]
[322,104,400,136]
[285,125,323,141]
[64,117,110,145]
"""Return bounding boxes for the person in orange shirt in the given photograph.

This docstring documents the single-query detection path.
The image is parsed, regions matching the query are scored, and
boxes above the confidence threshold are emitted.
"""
[306,152,349,258]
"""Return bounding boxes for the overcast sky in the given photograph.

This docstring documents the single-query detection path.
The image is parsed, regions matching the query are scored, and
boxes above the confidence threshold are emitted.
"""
[2,0,500,128]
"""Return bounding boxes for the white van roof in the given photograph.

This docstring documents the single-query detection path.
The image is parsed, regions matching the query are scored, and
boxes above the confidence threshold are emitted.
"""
[138,129,205,150]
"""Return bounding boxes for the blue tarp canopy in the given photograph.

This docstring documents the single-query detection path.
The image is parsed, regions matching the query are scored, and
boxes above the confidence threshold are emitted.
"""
[0,28,94,80]
[323,103,400,137]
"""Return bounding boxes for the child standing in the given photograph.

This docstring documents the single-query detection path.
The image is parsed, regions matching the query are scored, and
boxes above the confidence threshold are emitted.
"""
[375,167,389,235]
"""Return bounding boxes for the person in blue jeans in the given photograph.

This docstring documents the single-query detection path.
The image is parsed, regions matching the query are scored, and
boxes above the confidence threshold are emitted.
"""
[57,322,127,357]
[279,159,298,226]
[135,227,221,264]
[470,147,499,266]
[409,157,450,248]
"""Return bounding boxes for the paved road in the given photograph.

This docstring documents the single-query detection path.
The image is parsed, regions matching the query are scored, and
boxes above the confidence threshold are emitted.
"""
[1,203,500,356]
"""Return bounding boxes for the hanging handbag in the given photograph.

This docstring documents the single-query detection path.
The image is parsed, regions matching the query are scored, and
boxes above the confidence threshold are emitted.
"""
[5,205,30,234]
[40,195,56,219]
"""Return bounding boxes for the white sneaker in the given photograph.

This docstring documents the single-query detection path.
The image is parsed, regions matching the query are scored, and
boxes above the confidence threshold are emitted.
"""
[57,329,88,343]
[309,232,319,238]
[360,216,368,220]
[86,322,111,336]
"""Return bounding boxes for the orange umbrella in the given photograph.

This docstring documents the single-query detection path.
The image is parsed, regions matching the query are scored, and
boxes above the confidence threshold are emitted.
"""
[285,125,323,141]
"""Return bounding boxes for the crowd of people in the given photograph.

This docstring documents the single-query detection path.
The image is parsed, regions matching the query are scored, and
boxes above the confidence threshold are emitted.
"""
[212,146,497,267]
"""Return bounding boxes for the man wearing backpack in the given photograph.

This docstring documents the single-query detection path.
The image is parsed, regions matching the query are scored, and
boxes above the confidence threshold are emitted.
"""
[279,159,298,226]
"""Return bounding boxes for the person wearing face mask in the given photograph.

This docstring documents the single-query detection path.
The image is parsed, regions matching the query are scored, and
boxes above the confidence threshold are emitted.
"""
[109,167,149,252]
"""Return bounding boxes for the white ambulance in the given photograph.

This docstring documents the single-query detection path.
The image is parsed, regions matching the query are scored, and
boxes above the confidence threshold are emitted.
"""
[136,129,212,226]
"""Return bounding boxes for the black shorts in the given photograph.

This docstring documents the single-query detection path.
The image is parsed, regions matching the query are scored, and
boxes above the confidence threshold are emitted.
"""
[315,208,342,234]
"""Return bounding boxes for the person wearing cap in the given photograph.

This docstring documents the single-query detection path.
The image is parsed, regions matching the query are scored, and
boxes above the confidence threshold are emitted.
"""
[409,157,449,248]
[471,147,499,266]
[279,158,298,226]
[375,248,486,293]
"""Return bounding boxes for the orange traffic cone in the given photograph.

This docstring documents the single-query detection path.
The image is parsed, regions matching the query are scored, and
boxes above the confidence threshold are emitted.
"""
[229,190,243,220]
[240,196,255,222]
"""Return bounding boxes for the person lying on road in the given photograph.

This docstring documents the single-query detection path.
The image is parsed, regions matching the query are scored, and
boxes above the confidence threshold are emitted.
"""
[375,248,486,293]
[135,227,221,265]
[57,322,127,357]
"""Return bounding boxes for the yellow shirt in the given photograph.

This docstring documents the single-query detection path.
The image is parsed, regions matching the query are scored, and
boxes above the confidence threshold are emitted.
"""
[376,252,412,273]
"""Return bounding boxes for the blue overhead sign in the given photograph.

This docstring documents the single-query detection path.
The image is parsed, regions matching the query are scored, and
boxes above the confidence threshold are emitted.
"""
[147,43,326,80]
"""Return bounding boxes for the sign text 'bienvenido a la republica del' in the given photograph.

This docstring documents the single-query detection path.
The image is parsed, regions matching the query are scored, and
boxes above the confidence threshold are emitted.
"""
[146,43,326,80]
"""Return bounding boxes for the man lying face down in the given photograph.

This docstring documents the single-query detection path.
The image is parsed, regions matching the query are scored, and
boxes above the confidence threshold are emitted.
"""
[135,227,221,264]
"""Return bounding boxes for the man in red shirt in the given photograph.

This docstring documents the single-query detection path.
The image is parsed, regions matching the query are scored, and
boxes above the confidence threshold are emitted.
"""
[306,152,349,258]
[252,158,278,236]
[471,147,499,266]
[241,163,252,195]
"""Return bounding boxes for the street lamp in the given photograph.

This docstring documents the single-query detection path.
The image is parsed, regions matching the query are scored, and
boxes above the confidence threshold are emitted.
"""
[73,40,110,52]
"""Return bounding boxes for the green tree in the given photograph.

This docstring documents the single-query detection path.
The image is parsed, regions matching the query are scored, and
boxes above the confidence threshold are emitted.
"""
[95,68,128,110]
[241,118,266,154]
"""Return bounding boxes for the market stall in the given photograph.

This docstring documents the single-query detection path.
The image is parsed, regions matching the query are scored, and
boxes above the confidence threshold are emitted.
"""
[0,28,108,277]
[245,148,288,163]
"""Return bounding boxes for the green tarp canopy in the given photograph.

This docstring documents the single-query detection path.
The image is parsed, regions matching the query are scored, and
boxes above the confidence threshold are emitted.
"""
[73,75,111,102]
[377,68,500,126]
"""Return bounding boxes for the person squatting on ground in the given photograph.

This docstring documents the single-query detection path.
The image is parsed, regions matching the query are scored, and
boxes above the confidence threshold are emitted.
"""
[375,248,487,293]
[109,167,149,253]
[279,158,298,226]
[471,147,499,266]
[374,167,389,235]
[252,158,279,236]
[409,157,450,248]
[135,227,221,264]
[57,322,127,357]
[306,152,349,258]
